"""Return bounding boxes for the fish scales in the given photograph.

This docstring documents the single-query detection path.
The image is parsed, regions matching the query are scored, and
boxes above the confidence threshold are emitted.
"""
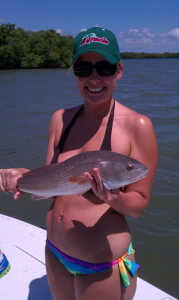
[17,150,148,199]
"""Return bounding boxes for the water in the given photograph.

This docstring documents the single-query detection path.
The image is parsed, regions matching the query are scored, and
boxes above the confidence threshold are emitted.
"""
[0,59,179,299]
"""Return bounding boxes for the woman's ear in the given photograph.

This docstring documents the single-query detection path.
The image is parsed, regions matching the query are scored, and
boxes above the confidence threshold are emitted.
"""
[116,63,123,80]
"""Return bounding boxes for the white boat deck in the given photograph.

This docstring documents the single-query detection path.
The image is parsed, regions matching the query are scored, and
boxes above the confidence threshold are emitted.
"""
[0,214,177,300]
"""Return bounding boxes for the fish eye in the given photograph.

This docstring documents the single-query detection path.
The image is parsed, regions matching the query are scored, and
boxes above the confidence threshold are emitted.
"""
[127,164,134,171]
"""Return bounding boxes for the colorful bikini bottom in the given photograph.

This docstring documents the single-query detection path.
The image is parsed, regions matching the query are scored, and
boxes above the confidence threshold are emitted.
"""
[46,238,140,287]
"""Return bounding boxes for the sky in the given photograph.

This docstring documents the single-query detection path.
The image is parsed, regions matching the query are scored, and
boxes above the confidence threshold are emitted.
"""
[0,0,179,53]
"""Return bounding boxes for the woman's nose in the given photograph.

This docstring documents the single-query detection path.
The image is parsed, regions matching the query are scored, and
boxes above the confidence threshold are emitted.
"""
[89,68,101,80]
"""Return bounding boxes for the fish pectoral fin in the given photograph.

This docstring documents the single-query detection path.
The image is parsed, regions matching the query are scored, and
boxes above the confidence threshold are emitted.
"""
[31,194,55,201]
[69,174,88,185]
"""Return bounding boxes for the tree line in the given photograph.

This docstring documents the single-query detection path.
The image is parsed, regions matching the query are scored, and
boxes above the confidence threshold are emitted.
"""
[0,23,73,69]
[121,52,179,59]
[0,23,179,69]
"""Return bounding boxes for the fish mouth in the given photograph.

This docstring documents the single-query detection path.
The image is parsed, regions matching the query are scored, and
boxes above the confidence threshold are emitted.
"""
[126,169,148,185]
[104,169,148,190]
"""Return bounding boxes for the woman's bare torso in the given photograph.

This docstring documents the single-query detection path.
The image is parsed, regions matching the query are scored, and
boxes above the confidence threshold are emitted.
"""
[46,101,137,263]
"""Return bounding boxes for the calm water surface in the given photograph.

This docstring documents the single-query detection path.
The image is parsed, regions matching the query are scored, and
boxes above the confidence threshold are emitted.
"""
[0,59,179,298]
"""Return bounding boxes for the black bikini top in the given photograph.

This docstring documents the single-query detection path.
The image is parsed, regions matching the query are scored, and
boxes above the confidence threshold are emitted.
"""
[50,101,115,164]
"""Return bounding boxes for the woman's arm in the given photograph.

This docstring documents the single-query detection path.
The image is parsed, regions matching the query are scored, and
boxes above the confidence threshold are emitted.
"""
[45,109,64,165]
[0,168,30,199]
[0,110,64,199]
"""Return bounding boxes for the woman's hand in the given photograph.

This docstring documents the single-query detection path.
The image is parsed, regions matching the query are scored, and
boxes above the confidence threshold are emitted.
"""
[0,168,29,200]
[84,168,120,203]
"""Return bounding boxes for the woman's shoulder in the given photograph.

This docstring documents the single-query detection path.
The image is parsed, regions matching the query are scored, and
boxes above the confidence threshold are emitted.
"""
[50,105,82,125]
[115,101,153,131]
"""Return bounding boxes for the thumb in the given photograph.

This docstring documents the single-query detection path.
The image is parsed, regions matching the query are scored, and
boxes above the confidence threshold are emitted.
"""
[13,190,24,200]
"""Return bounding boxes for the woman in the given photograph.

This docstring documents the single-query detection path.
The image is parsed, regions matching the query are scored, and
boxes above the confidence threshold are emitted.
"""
[0,27,158,300]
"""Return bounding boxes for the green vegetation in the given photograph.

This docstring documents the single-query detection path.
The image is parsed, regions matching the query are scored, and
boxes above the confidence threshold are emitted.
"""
[0,23,73,69]
[0,24,179,69]
[121,52,179,59]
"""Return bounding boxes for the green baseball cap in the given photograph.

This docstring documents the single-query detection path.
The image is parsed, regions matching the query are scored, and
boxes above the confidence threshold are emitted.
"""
[72,27,121,64]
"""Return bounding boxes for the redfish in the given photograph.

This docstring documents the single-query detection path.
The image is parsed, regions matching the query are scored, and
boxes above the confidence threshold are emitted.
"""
[17,150,148,199]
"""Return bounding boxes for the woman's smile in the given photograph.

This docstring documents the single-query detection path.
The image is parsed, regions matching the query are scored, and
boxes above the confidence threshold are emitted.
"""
[86,86,105,94]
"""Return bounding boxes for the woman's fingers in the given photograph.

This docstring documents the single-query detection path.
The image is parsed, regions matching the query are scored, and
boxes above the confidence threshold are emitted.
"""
[0,168,29,199]
[84,168,120,203]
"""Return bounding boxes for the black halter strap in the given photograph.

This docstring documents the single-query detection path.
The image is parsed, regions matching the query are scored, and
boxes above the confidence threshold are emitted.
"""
[100,101,115,151]
[50,102,115,164]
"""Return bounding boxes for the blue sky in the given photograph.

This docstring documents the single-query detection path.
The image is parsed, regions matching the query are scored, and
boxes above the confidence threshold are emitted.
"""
[1,0,179,53]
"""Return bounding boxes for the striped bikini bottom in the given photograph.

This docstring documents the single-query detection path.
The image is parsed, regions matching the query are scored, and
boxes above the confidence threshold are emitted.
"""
[46,238,140,287]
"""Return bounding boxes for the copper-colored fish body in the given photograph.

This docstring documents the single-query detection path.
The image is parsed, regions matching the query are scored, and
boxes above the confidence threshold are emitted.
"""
[17,150,148,199]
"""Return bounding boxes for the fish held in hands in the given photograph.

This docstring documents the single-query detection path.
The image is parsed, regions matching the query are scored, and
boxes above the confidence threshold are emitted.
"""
[17,150,148,200]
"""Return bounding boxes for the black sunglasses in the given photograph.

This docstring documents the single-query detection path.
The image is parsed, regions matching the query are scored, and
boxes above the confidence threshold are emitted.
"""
[73,60,118,77]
